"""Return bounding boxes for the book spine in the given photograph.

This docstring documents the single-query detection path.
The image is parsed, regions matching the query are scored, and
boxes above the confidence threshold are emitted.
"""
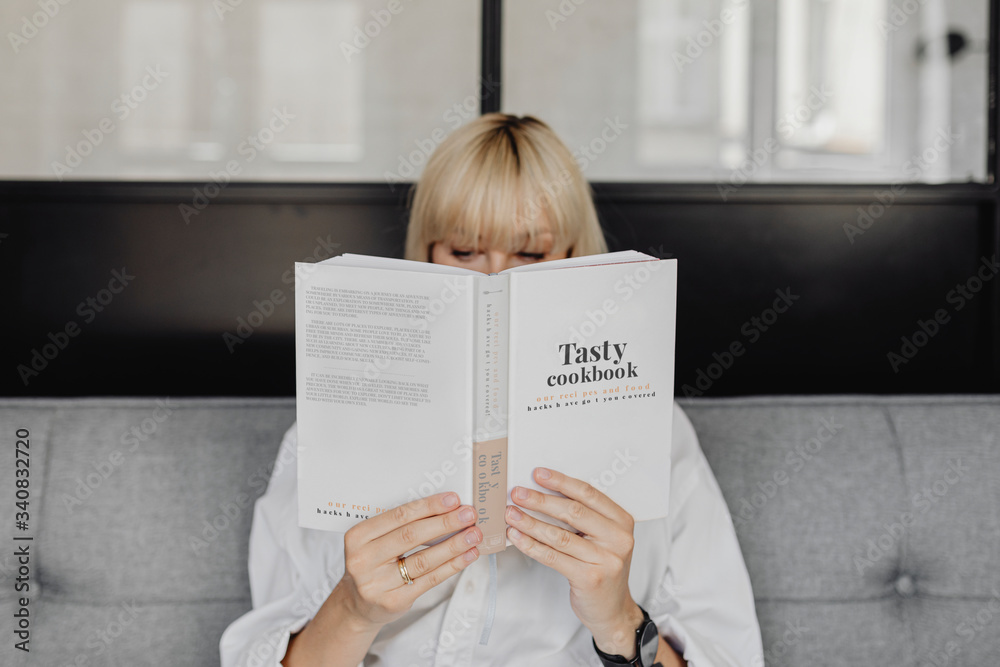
[471,274,510,554]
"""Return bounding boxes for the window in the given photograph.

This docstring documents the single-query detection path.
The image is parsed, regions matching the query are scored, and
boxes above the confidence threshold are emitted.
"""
[1,0,989,183]
[0,0,480,181]
[503,0,988,182]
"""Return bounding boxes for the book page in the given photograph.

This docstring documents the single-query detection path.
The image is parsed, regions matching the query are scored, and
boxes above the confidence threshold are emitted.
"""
[507,259,676,525]
[500,250,654,274]
[295,262,476,532]
[323,253,483,276]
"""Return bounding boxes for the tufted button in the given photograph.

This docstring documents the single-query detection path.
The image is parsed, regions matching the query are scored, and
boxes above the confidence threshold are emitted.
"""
[894,574,916,597]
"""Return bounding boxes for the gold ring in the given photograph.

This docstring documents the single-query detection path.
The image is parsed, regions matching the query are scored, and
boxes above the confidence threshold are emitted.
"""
[397,556,414,585]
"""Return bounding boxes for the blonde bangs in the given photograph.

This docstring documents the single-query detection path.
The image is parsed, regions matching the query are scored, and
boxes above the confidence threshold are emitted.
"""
[405,114,607,262]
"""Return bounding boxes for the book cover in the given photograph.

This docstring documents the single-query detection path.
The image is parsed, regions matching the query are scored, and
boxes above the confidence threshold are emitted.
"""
[294,251,676,553]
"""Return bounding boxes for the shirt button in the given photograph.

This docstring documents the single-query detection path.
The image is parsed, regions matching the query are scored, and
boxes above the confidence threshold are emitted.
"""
[466,581,475,594]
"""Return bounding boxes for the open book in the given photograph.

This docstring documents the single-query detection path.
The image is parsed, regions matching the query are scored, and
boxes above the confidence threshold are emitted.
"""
[295,250,677,554]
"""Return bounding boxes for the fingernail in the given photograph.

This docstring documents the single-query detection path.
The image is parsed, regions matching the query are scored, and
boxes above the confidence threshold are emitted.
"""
[465,528,481,545]
[514,487,529,500]
[460,506,475,522]
[508,526,522,540]
[536,467,551,480]
[443,493,459,507]
[463,548,478,562]
[507,506,523,521]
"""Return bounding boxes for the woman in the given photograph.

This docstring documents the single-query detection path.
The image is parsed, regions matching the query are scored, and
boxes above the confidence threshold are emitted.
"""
[220,114,762,666]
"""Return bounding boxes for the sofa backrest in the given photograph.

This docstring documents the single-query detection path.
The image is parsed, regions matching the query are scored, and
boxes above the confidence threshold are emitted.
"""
[685,395,1000,666]
[0,396,997,666]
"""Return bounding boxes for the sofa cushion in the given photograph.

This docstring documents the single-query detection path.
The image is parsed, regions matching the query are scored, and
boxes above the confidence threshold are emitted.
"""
[0,398,295,667]
[0,395,997,666]
[682,395,1000,665]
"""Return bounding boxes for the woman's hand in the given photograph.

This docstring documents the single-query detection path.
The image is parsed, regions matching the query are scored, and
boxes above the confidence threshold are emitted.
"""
[334,492,482,631]
[505,468,645,657]
[284,493,482,667]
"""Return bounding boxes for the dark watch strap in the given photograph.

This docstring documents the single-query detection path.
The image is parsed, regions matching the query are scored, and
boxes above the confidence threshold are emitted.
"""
[592,606,659,667]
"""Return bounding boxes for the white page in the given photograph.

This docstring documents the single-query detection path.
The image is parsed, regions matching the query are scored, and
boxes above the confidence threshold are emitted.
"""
[507,259,676,524]
[321,253,482,276]
[500,250,655,274]
[296,263,477,531]
[323,250,653,276]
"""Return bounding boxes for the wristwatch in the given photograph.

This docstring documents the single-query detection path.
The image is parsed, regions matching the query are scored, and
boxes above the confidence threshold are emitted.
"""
[592,606,660,667]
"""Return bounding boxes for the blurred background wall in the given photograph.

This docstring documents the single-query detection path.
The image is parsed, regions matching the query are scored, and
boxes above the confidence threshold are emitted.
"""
[1,0,997,396]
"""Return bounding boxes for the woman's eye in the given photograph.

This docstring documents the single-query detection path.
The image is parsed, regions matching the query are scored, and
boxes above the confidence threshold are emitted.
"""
[448,248,544,261]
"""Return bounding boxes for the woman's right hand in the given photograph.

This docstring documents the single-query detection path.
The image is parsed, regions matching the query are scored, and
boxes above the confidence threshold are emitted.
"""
[334,491,482,630]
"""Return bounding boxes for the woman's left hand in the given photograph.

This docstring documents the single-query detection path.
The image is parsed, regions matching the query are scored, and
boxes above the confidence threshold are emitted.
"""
[505,467,645,657]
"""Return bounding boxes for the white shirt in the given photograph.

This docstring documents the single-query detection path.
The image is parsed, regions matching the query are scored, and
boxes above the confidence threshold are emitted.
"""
[220,403,763,666]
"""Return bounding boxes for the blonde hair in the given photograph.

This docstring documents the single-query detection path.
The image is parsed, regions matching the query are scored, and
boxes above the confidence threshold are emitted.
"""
[404,113,608,262]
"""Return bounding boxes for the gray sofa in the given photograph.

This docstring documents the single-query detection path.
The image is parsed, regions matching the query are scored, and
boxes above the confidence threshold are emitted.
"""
[1,395,998,666]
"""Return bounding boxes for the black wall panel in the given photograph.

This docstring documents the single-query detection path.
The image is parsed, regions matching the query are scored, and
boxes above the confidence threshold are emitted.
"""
[599,198,995,395]
[2,184,996,396]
